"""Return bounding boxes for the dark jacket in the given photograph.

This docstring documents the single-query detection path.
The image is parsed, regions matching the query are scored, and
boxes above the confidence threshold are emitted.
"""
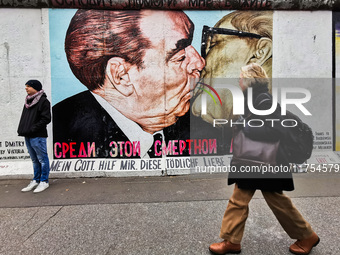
[228,86,294,192]
[17,93,51,138]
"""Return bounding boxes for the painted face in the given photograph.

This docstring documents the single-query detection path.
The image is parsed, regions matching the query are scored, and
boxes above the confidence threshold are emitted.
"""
[25,85,38,96]
[192,17,257,123]
[127,11,205,129]
[202,20,257,79]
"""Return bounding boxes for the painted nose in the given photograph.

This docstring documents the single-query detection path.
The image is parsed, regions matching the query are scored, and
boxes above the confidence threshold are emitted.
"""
[186,46,205,77]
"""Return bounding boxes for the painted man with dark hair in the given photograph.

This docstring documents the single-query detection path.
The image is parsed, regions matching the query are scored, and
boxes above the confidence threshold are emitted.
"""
[64,10,151,91]
[53,10,205,158]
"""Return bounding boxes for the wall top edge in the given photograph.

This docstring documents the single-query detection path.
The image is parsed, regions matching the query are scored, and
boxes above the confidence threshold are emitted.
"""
[1,0,340,10]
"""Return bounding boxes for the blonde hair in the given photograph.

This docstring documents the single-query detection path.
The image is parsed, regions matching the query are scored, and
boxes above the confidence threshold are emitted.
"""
[225,11,272,39]
[240,63,269,89]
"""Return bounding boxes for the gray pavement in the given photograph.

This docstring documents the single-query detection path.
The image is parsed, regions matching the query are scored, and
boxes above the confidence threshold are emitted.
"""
[0,172,339,255]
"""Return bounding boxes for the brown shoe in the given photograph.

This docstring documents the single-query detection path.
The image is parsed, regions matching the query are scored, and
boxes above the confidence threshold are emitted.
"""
[289,232,320,255]
[209,240,241,254]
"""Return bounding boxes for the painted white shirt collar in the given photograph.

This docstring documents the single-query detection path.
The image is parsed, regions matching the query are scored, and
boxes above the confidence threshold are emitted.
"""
[91,92,164,158]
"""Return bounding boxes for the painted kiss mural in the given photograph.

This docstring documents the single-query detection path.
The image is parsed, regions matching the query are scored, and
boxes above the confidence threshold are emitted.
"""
[51,10,274,165]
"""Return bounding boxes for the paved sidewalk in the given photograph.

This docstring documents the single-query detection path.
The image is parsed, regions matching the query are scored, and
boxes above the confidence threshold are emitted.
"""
[0,172,339,255]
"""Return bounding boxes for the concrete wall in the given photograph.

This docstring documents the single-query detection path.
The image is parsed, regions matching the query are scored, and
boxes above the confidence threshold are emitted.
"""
[0,9,338,178]
[0,9,52,177]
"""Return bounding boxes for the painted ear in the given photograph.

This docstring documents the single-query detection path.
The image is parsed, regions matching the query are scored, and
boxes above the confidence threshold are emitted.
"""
[105,57,134,97]
[249,38,272,66]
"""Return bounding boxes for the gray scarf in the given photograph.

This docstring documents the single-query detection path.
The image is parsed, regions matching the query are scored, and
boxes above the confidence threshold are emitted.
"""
[25,90,45,109]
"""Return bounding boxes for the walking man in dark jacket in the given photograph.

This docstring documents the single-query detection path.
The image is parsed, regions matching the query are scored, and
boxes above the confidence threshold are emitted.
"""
[18,80,51,193]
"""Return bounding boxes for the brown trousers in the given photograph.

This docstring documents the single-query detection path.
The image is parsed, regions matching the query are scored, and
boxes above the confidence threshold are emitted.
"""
[220,184,314,244]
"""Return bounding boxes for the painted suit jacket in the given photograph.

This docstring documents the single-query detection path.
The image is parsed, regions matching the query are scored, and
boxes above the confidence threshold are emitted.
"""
[53,90,230,159]
[53,91,191,158]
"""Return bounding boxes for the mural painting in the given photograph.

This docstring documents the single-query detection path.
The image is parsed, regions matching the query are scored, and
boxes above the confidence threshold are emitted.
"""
[49,9,274,173]
[50,10,272,173]
[50,9,333,173]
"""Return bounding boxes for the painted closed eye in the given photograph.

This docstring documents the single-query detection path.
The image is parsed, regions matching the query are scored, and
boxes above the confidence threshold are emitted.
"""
[176,55,186,62]
[168,48,187,65]
[170,52,186,63]
[169,54,186,66]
